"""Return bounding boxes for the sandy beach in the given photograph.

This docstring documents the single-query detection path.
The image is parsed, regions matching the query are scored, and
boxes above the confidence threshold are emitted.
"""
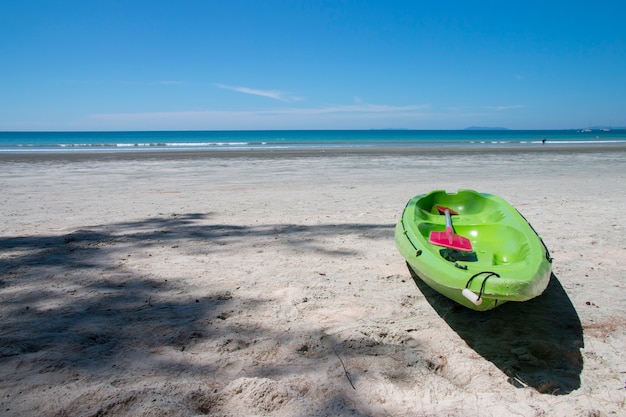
[1,146,625,416]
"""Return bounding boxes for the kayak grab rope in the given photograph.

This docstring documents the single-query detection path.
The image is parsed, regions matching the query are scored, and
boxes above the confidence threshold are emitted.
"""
[400,218,422,256]
[463,271,500,305]
[540,238,553,263]
[515,210,553,263]
[400,201,423,257]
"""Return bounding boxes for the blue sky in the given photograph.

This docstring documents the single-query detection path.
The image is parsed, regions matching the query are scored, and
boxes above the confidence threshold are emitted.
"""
[1,1,625,131]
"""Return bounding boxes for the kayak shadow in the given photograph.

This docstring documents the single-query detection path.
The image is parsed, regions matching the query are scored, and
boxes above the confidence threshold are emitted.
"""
[409,268,583,395]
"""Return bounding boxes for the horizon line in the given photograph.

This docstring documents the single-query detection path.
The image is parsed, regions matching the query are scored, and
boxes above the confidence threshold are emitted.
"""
[2,127,624,133]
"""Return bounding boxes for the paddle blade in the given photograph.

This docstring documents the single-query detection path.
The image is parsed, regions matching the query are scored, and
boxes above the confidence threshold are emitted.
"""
[429,227,473,252]
[435,205,458,215]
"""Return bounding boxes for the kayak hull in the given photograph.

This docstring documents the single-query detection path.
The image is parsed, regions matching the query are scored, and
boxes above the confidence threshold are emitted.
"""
[395,190,552,311]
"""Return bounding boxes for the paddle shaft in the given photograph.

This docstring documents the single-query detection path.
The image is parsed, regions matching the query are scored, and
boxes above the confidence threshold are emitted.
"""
[444,209,453,234]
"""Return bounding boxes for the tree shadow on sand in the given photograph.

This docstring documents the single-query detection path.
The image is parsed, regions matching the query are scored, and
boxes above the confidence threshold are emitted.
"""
[1,214,412,416]
[0,213,395,370]
[408,267,584,395]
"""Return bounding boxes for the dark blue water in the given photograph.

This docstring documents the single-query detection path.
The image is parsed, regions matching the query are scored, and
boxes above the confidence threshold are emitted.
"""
[1,130,624,153]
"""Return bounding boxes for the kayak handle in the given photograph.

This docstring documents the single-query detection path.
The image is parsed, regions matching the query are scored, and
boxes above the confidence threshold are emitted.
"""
[464,271,501,306]
[462,288,482,305]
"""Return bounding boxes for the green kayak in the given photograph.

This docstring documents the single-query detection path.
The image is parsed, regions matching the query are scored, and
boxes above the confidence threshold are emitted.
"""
[395,190,552,311]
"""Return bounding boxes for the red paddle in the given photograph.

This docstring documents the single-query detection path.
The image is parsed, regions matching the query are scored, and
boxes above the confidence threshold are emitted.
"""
[429,205,473,252]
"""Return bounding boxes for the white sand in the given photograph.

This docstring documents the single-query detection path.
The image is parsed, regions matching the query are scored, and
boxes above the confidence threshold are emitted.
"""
[1,148,625,416]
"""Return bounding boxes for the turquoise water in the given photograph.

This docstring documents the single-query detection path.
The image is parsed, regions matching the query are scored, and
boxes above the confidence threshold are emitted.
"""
[1,130,625,153]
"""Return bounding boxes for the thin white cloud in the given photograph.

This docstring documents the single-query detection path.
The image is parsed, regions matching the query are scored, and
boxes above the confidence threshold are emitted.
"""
[216,83,301,102]
[274,103,429,115]
[88,103,434,129]
[91,103,429,120]
[487,104,526,111]
[449,104,525,112]
[157,80,184,85]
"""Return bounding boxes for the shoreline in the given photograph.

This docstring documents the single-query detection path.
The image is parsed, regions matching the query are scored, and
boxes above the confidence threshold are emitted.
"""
[2,142,626,162]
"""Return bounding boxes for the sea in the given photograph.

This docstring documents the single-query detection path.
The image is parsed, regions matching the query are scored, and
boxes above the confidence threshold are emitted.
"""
[1,129,625,153]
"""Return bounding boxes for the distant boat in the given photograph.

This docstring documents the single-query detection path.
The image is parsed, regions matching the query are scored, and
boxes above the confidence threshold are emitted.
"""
[602,128,611,132]
[581,128,592,133]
